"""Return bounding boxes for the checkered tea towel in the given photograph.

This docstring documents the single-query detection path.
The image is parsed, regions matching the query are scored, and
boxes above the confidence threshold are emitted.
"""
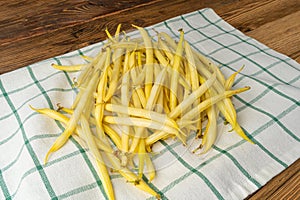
[0,8,299,200]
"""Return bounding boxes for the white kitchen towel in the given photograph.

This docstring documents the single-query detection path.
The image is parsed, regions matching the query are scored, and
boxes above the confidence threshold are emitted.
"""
[0,8,299,200]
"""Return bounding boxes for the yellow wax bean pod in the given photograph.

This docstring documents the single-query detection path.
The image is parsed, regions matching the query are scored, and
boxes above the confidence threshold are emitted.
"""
[145,67,167,111]
[58,107,74,115]
[71,52,105,110]
[29,106,112,153]
[138,139,146,179]
[105,27,115,43]
[132,25,154,100]
[157,36,174,61]
[158,32,177,49]
[80,55,93,62]
[77,50,105,87]
[131,90,143,109]
[102,124,122,150]
[155,87,164,114]
[103,116,182,137]
[169,70,216,119]
[146,131,171,146]
[225,65,245,90]
[51,63,86,72]
[153,48,191,91]
[120,71,130,153]
[137,51,143,67]
[105,103,178,130]
[145,152,155,182]
[214,65,226,86]
[129,51,136,69]
[114,23,122,41]
[81,115,115,200]
[105,151,160,198]
[180,87,250,122]
[104,47,123,102]
[44,71,100,163]
[232,122,254,143]
[184,41,200,91]
[95,48,111,126]
[130,67,147,108]
[169,29,184,110]
[123,48,131,73]
[200,104,218,154]
[108,41,143,50]
[30,105,68,123]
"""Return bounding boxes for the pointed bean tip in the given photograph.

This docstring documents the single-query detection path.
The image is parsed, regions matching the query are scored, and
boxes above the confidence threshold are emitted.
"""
[131,24,140,29]
[246,137,255,144]
[29,104,38,111]
[44,153,50,165]
[156,194,161,200]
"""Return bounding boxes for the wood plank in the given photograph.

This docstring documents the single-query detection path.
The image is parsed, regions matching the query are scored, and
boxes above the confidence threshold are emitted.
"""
[221,0,300,32]
[0,0,250,44]
[269,170,299,200]
[246,159,300,200]
[247,11,300,62]
[0,0,269,74]
[0,0,153,44]
[0,0,299,199]
[1,0,299,74]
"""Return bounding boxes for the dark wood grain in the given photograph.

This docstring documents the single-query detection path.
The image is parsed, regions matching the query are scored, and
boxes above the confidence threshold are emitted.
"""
[2,0,299,74]
[0,0,152,44]
[0,1,299,198]
[221,0,300,62]
[247,11,300,62]
[246,159,300,200]
[222,0,300,31]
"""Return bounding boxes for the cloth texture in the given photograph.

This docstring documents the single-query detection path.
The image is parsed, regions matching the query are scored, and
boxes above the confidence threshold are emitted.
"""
[0,8,299,200]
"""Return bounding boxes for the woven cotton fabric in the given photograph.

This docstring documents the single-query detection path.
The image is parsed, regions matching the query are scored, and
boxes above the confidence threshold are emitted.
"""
[0,8,299,200]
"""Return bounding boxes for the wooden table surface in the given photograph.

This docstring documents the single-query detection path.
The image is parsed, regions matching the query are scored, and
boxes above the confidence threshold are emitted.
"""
[0,0,299,199]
